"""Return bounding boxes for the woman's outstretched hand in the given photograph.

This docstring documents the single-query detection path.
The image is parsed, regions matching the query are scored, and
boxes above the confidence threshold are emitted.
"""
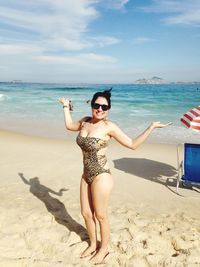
[150,121,172,129]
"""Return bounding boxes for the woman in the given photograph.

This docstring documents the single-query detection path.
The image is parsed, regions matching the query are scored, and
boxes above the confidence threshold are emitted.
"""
[59,90,170,265]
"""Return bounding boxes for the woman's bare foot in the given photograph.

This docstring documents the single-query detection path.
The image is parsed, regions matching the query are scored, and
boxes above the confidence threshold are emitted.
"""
[90,248,109,265]
[80,242,100,258]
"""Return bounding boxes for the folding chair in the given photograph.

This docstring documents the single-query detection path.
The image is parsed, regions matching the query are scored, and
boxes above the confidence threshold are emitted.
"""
[177,143,200,193]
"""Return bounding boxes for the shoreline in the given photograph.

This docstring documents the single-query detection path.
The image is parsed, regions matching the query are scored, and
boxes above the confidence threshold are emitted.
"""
[1,82,200,146]
[1,116,199,145]
[1,128,200,266]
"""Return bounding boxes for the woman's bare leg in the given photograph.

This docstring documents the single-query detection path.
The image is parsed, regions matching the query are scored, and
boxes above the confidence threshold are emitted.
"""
[90,173,113,264]
[80,177,98,257]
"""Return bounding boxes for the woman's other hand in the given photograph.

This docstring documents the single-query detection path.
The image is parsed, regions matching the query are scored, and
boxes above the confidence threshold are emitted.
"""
[150,121,172,129]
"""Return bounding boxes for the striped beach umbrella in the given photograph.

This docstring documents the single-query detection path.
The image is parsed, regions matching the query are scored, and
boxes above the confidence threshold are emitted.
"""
[180,105,200,132]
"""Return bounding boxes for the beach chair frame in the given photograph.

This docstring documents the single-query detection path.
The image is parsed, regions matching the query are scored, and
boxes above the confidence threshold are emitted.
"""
[177,143,200,193]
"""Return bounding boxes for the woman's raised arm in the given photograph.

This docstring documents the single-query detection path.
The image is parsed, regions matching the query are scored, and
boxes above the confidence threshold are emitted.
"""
[59,97,86,132]
[108,121,171,150]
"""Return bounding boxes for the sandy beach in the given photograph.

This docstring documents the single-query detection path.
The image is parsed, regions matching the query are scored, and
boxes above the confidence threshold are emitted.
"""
[1,128,200,267]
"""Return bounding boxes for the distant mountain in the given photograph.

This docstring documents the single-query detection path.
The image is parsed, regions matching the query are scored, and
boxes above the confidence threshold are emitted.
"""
[135,77,165,84]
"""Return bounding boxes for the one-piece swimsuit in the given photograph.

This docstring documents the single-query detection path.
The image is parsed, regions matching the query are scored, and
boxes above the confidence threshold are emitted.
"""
[76,133,111,184]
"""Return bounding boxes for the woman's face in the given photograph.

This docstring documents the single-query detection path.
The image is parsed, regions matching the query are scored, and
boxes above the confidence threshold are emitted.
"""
[91,96,109,121]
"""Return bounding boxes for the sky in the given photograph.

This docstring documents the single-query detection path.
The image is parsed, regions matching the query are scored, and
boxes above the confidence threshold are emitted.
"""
[0,0,200,83]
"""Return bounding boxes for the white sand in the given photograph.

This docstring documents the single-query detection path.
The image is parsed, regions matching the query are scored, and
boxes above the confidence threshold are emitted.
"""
[0,129,200,267]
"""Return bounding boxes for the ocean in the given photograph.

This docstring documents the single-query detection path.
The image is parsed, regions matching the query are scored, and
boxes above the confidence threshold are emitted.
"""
[0,82,199,144]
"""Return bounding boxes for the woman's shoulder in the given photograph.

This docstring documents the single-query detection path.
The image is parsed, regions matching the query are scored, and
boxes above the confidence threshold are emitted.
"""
[105,121,121,138]
[105,121,120,133]
[106,120,118,128]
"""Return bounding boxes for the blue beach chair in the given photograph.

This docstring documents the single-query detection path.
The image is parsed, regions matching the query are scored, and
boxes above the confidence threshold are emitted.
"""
[177,143,200,193]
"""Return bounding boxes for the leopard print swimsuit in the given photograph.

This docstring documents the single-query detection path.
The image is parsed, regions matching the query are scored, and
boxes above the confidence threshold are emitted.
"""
[76,133,111,184]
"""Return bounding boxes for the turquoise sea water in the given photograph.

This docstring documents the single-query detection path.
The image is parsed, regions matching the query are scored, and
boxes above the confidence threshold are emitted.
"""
[0,82,200,144]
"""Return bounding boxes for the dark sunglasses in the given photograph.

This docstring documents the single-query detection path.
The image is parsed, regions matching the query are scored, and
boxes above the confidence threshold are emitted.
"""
[92,103,109,111]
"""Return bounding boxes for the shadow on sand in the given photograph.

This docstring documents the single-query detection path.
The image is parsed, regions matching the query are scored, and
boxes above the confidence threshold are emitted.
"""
[18,172,88,244]
[113,158,178,189]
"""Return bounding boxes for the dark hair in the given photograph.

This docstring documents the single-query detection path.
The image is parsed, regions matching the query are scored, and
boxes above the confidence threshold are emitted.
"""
[91,88,112,110]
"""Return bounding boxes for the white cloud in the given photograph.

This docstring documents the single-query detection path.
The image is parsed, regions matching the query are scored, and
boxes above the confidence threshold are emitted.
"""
[44,35,120,51]
[0,44,41,55]
[0,1,98,49]
[80,53,117,62]
[89,36,120,47]
[36,53,117,65]
[133,37,156,44]
[104,0,129,10]
[141,0,200,26]
[0,1,123,82]
[0,0,120,53]
[164,9,200,26]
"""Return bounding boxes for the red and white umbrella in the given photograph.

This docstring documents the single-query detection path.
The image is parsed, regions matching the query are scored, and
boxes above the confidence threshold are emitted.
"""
[180,105,200,132]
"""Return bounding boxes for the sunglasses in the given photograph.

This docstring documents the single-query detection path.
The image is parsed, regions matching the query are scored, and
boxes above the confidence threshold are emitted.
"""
[92,103,109,111]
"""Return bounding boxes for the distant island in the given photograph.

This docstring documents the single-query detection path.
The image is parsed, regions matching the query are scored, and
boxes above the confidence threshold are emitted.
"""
[13,80,23,83]
[134,77,166,84]
[134,77,200,84]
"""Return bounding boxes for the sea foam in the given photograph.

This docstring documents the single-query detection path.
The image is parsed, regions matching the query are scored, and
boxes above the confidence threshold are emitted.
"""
[0,93,7,101]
